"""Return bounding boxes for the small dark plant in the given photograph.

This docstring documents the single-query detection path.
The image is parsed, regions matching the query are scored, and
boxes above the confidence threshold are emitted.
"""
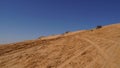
[96,25,102,29]
[38,36,45,39]
[65,31,70,34]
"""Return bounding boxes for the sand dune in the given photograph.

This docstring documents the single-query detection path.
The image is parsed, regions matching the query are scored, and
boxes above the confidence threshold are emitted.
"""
[0,23,120,68]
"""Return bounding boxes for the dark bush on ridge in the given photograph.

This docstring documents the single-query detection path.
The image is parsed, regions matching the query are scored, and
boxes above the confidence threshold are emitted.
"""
[96,25,102,29]
[38,36,45,39]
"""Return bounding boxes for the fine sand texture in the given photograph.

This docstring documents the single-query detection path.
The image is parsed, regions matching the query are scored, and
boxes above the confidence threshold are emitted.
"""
[0,23,120,68]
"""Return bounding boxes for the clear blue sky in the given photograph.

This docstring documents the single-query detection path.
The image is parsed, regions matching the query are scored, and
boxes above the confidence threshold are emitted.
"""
[0,0,120,44]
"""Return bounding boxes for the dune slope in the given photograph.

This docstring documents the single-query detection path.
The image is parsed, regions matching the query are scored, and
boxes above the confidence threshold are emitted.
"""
[0,23,120,68]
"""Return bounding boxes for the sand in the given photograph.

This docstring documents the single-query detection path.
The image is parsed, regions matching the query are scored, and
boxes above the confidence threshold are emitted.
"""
[0,23,120,68]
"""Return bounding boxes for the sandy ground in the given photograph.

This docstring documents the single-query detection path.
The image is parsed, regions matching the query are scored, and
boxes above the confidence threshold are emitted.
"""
[0,23,120,68]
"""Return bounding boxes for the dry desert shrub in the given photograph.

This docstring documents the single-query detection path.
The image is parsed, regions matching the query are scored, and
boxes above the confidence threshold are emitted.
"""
[96,25,102,29]
[38,36,45,39]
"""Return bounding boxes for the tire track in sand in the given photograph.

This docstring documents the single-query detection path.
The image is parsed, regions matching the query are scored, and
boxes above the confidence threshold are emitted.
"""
[82,37,118,68]
[57,45,92,68]
[57,35,118,68]
[84,35,120,68]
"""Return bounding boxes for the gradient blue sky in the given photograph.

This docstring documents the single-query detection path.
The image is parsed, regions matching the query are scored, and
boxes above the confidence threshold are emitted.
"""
[0,0,120,44]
